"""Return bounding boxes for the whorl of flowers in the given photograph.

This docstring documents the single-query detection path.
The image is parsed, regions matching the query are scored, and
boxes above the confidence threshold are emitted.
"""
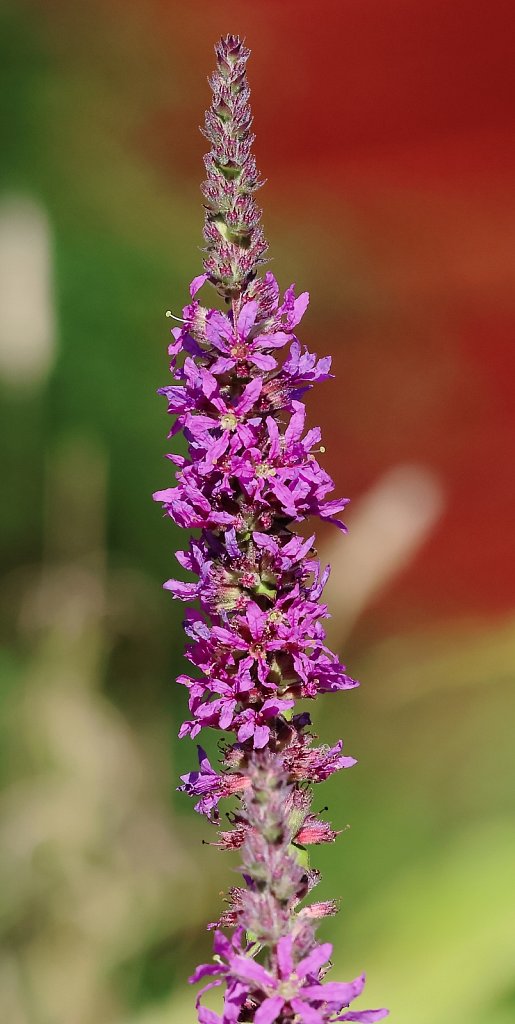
[154,34,388,1024]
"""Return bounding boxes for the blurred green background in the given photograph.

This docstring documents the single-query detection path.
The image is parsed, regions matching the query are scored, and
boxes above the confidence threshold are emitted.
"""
[1,2,514,1022]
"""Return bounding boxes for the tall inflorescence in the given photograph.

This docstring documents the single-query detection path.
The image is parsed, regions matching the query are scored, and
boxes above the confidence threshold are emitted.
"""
[154,35,388,1024]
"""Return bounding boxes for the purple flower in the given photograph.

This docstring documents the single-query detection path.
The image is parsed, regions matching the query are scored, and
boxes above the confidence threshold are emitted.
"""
[178,746,249,820]
[192,931,388,1024]
[235,697,295,749]
[189,928,250,1023]
[155,33,388,1024]
[205,301,291,375]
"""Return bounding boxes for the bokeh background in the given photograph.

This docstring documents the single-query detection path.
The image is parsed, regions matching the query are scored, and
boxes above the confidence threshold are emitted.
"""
[1,1,514,1022]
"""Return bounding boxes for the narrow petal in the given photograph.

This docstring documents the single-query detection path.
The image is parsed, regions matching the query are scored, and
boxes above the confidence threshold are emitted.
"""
[246,601,267,639]
[251,352,277,370]
[254,330,291,348]
[206,310,232,344]
[223,981,249,1022]
[185,414,219,435]
[237,299,259,337]
[254,995,284,1024]
[230,954,274,988]
[319,498,350,516]
[198,1009,222,1024]
[237,719,256,743]
[189,273,208,296]
[163,579,198,600]
[219,699,237,730]
[336,1011,389,1022]
[152,487,176,503]
[212,929,233,959]
[261,697,295,718]
[292,290,310,325]
[266,416,281,459]
[188,963,221,984]
[211,626,240,646]
[237,376,262,415]
[284,400,306,445]
[289,999,324,1024]
[252,531,279,554]
[225,527,241,559]
[296,941,332,979]
[302,974,366,1005]
[211,356,236,375]
[200,432,230,470]
[253,724,270,749]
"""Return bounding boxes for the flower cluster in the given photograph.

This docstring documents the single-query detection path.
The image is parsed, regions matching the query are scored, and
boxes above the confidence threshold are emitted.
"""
[154,34,388,1024]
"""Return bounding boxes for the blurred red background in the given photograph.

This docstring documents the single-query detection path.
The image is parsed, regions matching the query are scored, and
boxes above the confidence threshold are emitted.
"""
[141,0,515,627]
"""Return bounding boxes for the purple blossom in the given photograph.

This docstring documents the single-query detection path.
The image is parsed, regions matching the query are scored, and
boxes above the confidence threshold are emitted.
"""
[235,697,295,749]
[178,746,249,820]
[192,930,388,1024]
[154,33,388,1024]
[205,302,291,375]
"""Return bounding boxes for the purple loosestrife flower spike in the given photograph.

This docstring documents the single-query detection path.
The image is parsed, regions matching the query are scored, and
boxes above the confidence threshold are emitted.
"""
[155,34,388,1024]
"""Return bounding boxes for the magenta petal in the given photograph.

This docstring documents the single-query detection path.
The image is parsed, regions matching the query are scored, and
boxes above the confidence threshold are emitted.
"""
[189,273,208,296]
[302,974,366,1005]
[320,498,350,515]
[223,982,248,1022]
[265,416,281,459]
[245,601,267,639]
[188,963,221,985]
[198,1008,222,1024]
[152,487,176,503]
[163,579,197,599]
[292,290,310,325]
[253,724,270,749]
[254,330,291,348]
[238,720,255,743]
[211,626,239,646]
[251,352,277,370]
[210,356,236,375]
[225,527,241,559]
[201,432,230,468]
[236,376,262,414]
[219,699,237,730]
[284,400,306,444]
[237,299,259,337]
[212,929,233,959]
[336,1011,390,1022]
[178,720,195,739]
[289,999,324,1024]
[186,414,218,435]
[296,941,332,979]
[230,955,274,988]
[261,697,295,718]
[206,310,232,344]
[254,995,284,1024]
[253,530,278,553]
